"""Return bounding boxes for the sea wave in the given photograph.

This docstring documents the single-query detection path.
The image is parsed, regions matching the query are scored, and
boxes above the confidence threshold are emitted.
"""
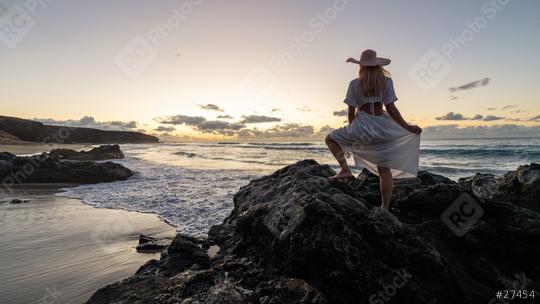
[175,151,270,165]
[420,148,540,157]
[58,141,540,237]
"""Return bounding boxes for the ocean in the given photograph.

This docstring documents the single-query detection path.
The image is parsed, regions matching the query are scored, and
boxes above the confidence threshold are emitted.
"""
[58,138,540,236]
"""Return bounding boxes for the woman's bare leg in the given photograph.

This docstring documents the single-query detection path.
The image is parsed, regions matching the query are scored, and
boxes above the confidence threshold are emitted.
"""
[325,135,352,179]
[378,166,393,210]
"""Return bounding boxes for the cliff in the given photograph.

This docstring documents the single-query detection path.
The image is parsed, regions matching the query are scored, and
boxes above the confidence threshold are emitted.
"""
[0,116,158,144]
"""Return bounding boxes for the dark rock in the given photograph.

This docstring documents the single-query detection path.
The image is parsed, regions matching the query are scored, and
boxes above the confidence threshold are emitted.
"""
[0,152,16,161]
[136,234,171,253]
[9,199,23,204]
[86,160,540,304]
[49,144,125,161]
[0,154,133,184]
[458,173,497,202]
[459,164,540,212]
[0,115,158,143]
[393,183,467,219]
[417,170,455,185]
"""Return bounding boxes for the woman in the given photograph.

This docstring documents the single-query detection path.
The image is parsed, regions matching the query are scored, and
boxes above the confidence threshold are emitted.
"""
[325,49,422,210]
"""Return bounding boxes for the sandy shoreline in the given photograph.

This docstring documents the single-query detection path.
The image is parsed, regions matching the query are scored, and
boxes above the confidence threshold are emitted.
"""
[0,188,176,304]
[0,142,91,155]
[0,144,176,304]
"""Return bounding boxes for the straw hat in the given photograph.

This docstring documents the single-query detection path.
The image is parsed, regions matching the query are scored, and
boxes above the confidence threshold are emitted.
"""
[347,49,391,66]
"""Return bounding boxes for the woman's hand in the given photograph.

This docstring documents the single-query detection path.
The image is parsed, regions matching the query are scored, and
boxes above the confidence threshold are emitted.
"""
[407,125,422,135]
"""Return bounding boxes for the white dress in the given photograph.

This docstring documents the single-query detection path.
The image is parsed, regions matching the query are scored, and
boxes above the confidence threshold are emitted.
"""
[329,78,420,178]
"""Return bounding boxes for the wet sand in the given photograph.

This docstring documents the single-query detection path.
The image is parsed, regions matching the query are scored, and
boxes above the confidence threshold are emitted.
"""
[0,142,90,155]
[0,187,176,304]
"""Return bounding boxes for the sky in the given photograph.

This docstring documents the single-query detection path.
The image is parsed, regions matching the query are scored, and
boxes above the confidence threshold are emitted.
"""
[1,0,540,140]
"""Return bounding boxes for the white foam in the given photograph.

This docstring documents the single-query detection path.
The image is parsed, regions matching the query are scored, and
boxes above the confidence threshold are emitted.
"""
[57,145,259,237]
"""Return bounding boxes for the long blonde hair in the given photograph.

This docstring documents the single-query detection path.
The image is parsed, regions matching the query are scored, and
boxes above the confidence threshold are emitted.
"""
[359,66,391,97]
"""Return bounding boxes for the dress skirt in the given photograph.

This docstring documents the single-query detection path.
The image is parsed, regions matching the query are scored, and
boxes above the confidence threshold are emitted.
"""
[329,111,420,178]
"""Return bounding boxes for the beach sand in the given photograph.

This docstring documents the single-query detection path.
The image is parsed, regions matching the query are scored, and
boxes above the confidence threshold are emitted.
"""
[0,141,90,155]
[0,144,176,304]
[0,188,176,304]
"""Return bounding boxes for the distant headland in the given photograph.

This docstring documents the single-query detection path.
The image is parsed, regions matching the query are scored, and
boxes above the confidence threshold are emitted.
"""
[0,116,158,144]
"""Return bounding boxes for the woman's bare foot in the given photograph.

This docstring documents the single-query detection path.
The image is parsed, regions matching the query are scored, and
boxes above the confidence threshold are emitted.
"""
[329,170,354,181]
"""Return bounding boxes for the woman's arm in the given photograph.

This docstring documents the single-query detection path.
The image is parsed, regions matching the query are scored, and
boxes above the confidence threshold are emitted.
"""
[385,103,422,134]
[348,105,356,124]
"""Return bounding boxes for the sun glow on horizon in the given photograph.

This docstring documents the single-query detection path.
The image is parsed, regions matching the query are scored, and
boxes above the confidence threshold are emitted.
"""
[1,0,539,140]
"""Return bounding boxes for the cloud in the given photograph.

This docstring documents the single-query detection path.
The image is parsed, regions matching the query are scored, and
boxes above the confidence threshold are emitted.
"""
[217,115,234,119]
[436,112,468,121]
[237,123,315,138]
[502,105,518,110]
[436,112,506,122]
[263,124,314,138]
[297,106,311,112]
[529,115,540,122]
[449,78,490,93]
[482,115,505,121]
[271,108,282,112]
[486,108,496,111]
[154,114,247,135]
[154,126,176,132]
[110,121,138,129]
[318,125,335,134]
[156,115,207,126]
[423,124,540,139]
[34,116,139,131]
[240,115,282,124]
[198,104,224,112]
[197,121,245,133]
[333,109,348,117]
[471,114,484,120]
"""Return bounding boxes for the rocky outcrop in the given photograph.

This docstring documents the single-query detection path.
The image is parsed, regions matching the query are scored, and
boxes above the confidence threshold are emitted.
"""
[49,145,125,161]
[0,115,158,144]
[459,163,540,212]
[0,152,133,184]
[136,235,172,253]
[86,160,540,304]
